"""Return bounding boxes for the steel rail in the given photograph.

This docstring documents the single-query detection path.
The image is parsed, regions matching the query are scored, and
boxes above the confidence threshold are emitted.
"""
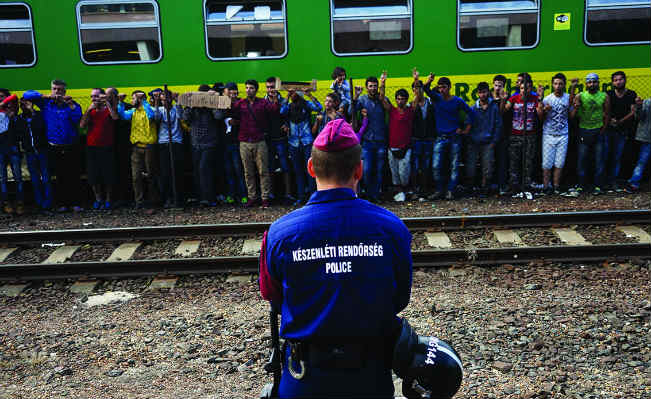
[1,209,649,245]
[1,243,648,281]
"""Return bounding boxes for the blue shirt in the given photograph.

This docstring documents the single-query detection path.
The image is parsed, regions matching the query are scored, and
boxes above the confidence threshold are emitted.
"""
[154,105,183,144]
[354,95,387,143]
[424,86,475,135]
[330,80,352,109]
[280,98,322,147]
[31,96,82,145]
[467,98,502,144]
[262,187,412,340]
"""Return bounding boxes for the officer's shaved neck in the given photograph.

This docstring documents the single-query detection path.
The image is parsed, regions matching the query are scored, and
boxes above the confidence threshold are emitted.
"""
[308,158,362,192]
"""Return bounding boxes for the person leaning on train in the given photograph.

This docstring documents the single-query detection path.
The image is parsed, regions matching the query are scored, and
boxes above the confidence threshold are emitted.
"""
[259,119,463,399]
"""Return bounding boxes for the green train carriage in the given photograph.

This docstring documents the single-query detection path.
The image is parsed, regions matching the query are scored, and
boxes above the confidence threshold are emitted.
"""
[0,0,649,109]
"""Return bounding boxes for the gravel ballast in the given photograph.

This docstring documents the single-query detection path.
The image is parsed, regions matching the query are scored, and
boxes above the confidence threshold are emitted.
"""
[1,262,649,399]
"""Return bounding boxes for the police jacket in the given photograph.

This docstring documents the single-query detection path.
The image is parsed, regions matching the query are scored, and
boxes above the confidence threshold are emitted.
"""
[260,188,413,341]
[411,98,436,141]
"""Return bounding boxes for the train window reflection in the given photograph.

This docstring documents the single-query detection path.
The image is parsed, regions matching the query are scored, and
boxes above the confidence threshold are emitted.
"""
[204,0,287,60]
[585,0,651,46]
[330,0,413,56]
[76,1,162,64]
[0,3,36,68]
[458,0,540,51]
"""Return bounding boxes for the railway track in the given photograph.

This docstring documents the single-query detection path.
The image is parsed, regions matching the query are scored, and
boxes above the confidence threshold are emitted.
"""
[0,210,649,282]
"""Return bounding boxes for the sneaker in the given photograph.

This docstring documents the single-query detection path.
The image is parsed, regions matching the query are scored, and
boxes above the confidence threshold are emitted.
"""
[393,192,406,202]
[542,186,554,196]
[418,197,426,202]
[57,206,69,213]
[92,200,102,210]
[561,186,580,198]
[614,184,625,193]
[240,197,249,205]
[624,183,639,193]
[244,198,259,208]
[444,191,454,200]
[261,199,270,208]
[499,186,509,196]
[72,205,84,213]
[592,186,602,196]
[225,196,235,204]
[512,192,524,199]
[553,188,561,195]
[3,202,14,214]
[102,201,112,210]
[427,191,443,200]
[524,191,534,200]
[606,184,615,193]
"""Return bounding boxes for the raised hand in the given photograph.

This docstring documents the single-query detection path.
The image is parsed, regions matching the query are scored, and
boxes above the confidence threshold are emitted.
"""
[425,73,435,86]
[635,96,643,105]
[537,84,544,97]
[316,114,323,123]
[380,70,388,85]
[412,67,419,81]
[361,108,368,118]
[354,86,363,99]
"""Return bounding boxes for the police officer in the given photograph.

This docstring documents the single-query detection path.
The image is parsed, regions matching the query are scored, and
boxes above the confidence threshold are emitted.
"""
[260,119,464,398]
[259,118,410,397]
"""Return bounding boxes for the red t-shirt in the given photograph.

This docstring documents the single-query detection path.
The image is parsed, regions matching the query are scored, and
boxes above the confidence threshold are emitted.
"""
[86,107,115,147]
[388,106,414,149]
[509,93,539,135]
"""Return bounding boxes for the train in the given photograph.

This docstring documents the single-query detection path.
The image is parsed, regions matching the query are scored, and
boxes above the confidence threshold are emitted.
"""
[1,0,649,107]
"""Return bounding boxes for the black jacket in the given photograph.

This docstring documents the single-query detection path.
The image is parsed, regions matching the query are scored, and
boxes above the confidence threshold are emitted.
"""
[411,99,436,140]
[7,111,48,152]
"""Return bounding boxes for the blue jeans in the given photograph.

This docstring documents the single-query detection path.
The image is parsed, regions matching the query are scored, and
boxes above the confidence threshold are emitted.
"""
[269,140,290,173]
[0,146,24,202]
[629,142,650,188]
[433,135,462,192]
[411,140,433,175]
[224,143,247,199]
[289,143,314,200]
[576,128,606,188]
[605,129,628,186]
[361,141,386,200]
[25,151,52,209]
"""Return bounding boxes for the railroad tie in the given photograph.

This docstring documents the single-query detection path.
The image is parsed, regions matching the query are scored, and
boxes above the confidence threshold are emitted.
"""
[0,247,18,262]
[242,239,263,255]
[493,230,524,246]
[174,240,201,257]
[616,226,651,244]
[551,228,590,245]
[0,283,29,297]
[106,242,142,262]
[425,232,452,249]
[43,245,80,264]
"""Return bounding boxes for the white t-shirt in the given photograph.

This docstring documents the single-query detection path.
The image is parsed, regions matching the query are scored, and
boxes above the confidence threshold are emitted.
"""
[542,93,571,135]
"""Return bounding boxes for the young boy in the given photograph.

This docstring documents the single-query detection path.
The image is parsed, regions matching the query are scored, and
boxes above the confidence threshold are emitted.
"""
[540,73,575,194]
[380,76,414,202]
[465,82,502,196]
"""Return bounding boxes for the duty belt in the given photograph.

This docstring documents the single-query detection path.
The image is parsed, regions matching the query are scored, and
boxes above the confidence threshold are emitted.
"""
[285,337,392,379]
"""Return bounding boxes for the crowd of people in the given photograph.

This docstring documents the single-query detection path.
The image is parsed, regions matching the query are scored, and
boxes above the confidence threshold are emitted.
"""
[0,67,649,215]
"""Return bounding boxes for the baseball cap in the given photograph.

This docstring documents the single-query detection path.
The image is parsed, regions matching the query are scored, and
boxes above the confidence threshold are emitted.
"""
[313,119,359,152]
[225,82,238,90]
[585,73,599,82]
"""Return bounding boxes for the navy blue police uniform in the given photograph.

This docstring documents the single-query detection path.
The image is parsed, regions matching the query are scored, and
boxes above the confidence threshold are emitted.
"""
[260,186,412,398]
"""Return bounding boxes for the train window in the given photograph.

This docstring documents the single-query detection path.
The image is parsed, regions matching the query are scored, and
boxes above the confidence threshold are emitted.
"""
[204,0,287,60]
[0,3,36,68]
[585,0,651,45]
[76,0,162,64]
[330,0,413,56]
[458,0,540,51]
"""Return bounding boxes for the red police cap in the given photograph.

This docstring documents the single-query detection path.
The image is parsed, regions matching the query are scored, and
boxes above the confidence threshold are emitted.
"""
[313,119,359,152]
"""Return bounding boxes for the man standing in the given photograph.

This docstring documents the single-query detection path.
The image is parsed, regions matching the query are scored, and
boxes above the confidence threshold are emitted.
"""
[354,75,387,203]
[605,71,637,192]
[24,80,83,212]
[223,83,248,205]
[564,73,610,197]
[422,72,474,200]
[118,90,160,208]
[626,96,650,193]
[380,76,414,202]
[540,74,575,195]
[80,88,119,210]
[505,78,541,198]
[465,82,502,197]
[409,78,436,201]
[265,78,292,204]
[259,119,412,398]
[232,79,280,208]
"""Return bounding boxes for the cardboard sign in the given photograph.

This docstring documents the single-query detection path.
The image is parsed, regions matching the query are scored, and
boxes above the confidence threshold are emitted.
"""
[177,92,231,109]
[273,77,317,92]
